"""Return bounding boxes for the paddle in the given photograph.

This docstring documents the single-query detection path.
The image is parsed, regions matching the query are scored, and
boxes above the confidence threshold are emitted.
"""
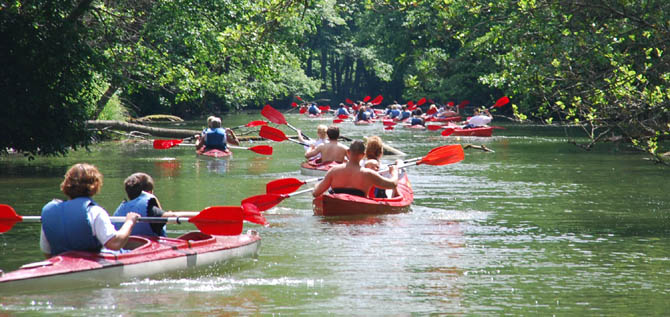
[247,144,465,210]
[441,128,455,136]
[261,104,311,140]
[231,120,268,130]
[382,120,397,126]
[0,204,264,235]
[490,96,510,109]
[384,126,394,130]
[299,107,307,114]
[153,139,273,155]
[319,105,331,112]
[417,97,427,106]
[259,125,310,146]
[371,95,383,105]
[333,119,343,124]
[345,98,354,105]
[363,96,371,102]
[458,100,470,109]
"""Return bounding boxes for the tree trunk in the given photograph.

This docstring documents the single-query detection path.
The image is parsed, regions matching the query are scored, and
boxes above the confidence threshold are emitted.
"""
[320,47,328,90]
[86,120,262,141]
[92,84,118,120]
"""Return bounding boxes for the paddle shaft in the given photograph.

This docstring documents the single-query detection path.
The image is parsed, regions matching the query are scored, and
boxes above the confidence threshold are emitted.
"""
[16,216,202,225]
[286,122,311,141]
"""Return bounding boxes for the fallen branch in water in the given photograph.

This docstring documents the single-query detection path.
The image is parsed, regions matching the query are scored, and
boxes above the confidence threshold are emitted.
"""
[463,144,495,152]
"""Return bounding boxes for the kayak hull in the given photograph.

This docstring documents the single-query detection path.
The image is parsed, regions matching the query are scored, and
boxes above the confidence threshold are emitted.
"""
[426,116,461,122]
[313,172,413,216]
[300,160,341,176]
[196,148,232,158]
[0,231,260,293]
[451,126,493,137]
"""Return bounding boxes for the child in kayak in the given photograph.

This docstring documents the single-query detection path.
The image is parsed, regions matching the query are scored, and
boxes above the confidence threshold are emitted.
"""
[40,163,140,257]
[304,126,349,164]
[297,124,328,161]
[312,140,401,198]
[113,173,197,237]
[195,117,239,151]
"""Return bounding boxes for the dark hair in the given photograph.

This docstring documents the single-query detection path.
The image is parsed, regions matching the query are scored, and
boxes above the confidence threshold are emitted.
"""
[349,140,366,155]
[124,173,154,200]
[326,126,340,140]
[413,108,423,116]
[60,163,103,198]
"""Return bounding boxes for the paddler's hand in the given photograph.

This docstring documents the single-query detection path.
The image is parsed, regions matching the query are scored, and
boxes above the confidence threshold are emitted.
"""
[125,212,140,224]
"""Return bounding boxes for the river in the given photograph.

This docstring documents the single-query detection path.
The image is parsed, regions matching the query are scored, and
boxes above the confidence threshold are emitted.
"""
[1,112,669,315]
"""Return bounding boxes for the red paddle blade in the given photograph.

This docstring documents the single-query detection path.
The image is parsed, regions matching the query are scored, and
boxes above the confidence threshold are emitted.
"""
[333,119,343,124]
[291,102,298,107]
[319,105,331,112]
[371,95,383,105]
[459,100,470,109]
[338,114,349,119]
[153,139,183,150]
[345,98,354,104]
[189,206,243,236]
[426,108,437,115]
[407,100,414,107]
[299,107,307,114]
[382,120,396,126]
[296,96,302,101]
[493,96,510,108]
[259,125,289,142]
[363,95,371,102]
[441,128,455,136]
[418,145,464,166]
[427,125,442,131]
[266,177,306,195]
[417,97,426,106]
[246,120,268,128]
[261,104,287,125]
[0,204,22,233]
[241,203,267,226]
[447,101,455,107]
[249,145,273,155]
[241,194,286,212]
[384,126,394,130]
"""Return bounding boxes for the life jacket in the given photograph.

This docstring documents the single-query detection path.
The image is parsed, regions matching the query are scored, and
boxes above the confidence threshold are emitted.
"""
[336,107,349,116]
[399,110,411,120]
[204,128,227,150]
[357,111,370,121]
[389,109,401,119]
[113,191,165,236]
[42,197,103,255]
[308,105,320,115]
[410,117,424,126]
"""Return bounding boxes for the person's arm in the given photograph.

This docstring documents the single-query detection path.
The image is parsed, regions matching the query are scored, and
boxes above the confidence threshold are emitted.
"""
[226,128,240,146]
[297,129,306,143]
[195,134,205,150]
[40,228,52,258]
[305,144,323,159]
[370,160,400,189]
[312,171,333,197]
[97,211,140,251]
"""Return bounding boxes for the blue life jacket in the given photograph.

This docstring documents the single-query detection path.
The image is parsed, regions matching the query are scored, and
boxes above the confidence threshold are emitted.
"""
[204,128,227,150]
[357,111,370,121]
[399,110,411,120]
[336,107,349,116]
[308,105,320,115]
[410,117,424,126]
[113,191,165,236]
[42,197,103,255]
[390,109,401,119]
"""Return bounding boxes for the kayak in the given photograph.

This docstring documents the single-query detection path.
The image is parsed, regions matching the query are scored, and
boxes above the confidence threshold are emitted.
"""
[313,172,413,216]
[450,126,493,137]
[0,231,260,293]
[300,159,341,176]
[425,116,461,122]
[354,120,373,125]
[403,124,426,130]
[196,148,232,158]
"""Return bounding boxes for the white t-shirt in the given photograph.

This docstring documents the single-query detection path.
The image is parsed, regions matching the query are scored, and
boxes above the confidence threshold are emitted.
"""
[467,115,492,127]
[40,205,118,255]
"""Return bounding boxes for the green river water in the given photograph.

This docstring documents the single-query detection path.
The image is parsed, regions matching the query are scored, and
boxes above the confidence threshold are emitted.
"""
[1,112,669,315]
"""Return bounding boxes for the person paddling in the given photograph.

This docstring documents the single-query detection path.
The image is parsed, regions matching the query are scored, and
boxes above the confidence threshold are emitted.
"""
[195,117,240,151]
[307,103,321,116]
[40,163,140,257]
[410,109,425,126]
[304,126,349,164]
[312,140,401,198]
[113,173,197,237]
[298,124,328,160]
[462,108,492,129]
[335,103,350,117]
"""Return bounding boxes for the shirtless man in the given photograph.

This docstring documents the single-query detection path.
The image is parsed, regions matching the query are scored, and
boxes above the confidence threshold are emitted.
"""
[312,140,401,198]
[304,126,349,163]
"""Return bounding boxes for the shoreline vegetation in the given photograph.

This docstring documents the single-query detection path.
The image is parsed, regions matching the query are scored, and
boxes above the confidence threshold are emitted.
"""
[1,1,667,164]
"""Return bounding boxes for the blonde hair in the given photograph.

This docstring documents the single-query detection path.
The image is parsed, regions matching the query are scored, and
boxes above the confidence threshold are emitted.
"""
[60,163,103,199]
[206,116,216,128]
[316,124,328,138]
[365,136,383,160]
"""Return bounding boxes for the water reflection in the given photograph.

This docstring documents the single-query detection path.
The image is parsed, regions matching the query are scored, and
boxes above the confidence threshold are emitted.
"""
[195,157,230,175]
[154,158,181,177]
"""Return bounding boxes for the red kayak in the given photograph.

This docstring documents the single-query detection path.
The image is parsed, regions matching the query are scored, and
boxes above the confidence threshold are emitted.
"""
[300,159,341,176]
[313,172,413,216]
[196,148,232,158]
[450,126,493,137]
[0,231,260,293]
[425,116,461,122]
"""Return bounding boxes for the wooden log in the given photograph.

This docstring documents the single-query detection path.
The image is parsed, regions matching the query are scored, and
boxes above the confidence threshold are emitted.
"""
[85,120,266,141]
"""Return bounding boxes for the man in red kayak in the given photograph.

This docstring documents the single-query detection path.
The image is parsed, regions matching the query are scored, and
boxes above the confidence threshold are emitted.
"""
[312,140,401,198]
[462,108,492,129]
[195,117,239,151]
[304,126,348,164]
[40,163,140,257]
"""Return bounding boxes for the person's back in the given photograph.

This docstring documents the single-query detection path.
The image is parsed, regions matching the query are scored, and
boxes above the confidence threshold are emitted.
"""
[336,104,349,116]
[465,109,492,128]
[113,173,166,236]
[305,126,348,163]
[308,104,320,115]
[204,127,227,150]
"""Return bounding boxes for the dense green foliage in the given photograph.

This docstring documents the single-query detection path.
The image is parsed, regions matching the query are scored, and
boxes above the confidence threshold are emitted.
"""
[1,0,668,160]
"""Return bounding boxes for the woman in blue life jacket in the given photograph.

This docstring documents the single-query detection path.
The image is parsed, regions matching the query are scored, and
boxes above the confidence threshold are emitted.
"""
[410,109,425,126]
[308,103,321,116]
[389,105,401,120]
[40,164,141,257]
[356,106,371,122]
[399,105,412,121]
[195,117,240,151]
[113,173,198,237]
